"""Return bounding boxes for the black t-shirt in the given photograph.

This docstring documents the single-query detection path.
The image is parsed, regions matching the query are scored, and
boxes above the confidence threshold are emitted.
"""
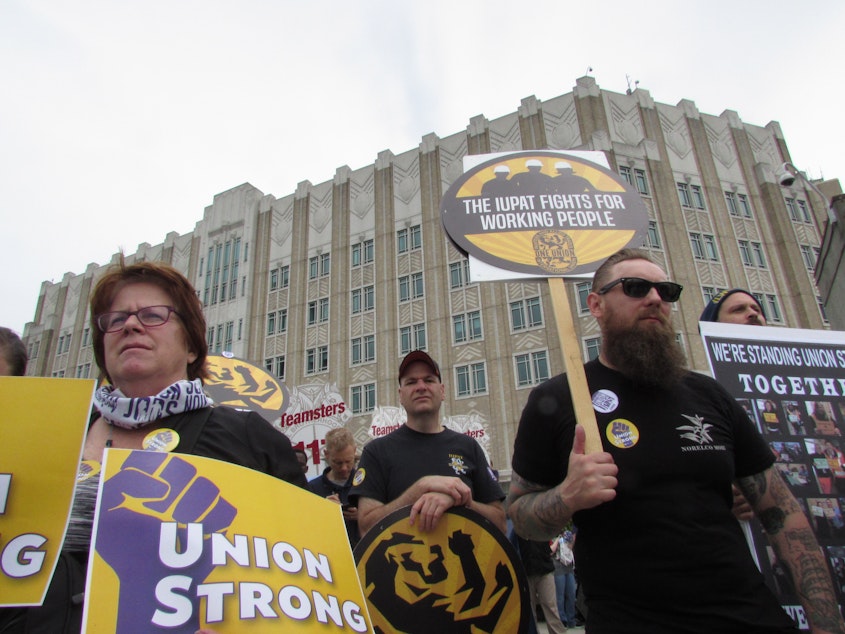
[512,361,795,634]
[350,424,504,507]
[308,467,361,547]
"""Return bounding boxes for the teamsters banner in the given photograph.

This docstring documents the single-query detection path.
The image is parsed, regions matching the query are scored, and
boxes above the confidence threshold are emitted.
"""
[83,449,372,633]
[0,377,94,606]
[700,321,845,628]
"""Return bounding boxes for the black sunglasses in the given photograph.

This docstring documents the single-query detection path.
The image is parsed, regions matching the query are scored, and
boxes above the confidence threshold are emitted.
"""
[597,277,683,303]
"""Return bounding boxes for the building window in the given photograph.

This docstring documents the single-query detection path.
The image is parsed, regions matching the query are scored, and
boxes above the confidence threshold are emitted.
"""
[515,351,550,387]
[647,221,662,249]
[797,199,811,223]
[455,362,487,397]
[584,337,601,361]
[351,383,376,414]
[702,287,726,304]
[690,232,718,261]
[751,242,767,268]
[352,239,374,267]
[576,282,591,314]
[785,197,800,222]
[224,321,234,351]
[400,323,427,355]
[203,237,241,306]
[818,296,828,323]
[620,166,650,195]
[449,260,471,289]
[399,272,424,302]
[351,335,375,365]
[511,297,543,331]
[800,245,817,271]
[280,265,290,289]
[677,182,692,208]
[308,298,330,325]
[267,312,277,336]
[453,311,483,344]
[306,346,329,374]
[265,355,285,380]
[689,233,704,259]
[737,194,752,218]
[725,191,739,215]
[754,293,783,324]
[309,253,331,279]
[690,185,706,210]
[278,309,287,333]
[397,224,422,253]
[270,268,279,291]
[351,285,375,314]
[738,240,752,266]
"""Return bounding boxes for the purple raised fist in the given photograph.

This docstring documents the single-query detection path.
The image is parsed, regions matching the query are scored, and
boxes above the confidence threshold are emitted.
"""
[97,451,237,633]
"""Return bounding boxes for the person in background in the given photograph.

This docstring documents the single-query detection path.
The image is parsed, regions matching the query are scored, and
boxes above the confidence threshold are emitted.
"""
[700,288,767,326]
[508,248,844,633]
[309,427,360,547]
[513,534,567,634]
[351,350,506,536]
[551,526,581,628]
[0,326,27,376]
[700,288,768,521]
[0,259,307,634]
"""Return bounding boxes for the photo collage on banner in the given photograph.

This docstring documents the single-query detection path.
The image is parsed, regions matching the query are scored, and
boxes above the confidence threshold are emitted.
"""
[701,322,845,625]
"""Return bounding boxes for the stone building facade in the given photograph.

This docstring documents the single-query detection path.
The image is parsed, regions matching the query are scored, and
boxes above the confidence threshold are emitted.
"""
[22,76,836,479]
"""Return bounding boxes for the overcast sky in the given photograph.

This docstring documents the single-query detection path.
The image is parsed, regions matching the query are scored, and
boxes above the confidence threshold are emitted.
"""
[2,0,842,336]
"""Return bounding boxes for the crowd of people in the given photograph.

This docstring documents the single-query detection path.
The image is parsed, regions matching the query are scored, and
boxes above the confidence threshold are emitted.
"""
[4,247,845,633]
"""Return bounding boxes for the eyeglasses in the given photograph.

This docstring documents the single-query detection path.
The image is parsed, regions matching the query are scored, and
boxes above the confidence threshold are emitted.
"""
[597,277,683,303]
[95,305,181,333]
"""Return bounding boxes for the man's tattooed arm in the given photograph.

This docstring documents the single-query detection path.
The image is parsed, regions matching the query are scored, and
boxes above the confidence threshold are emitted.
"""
[505,471,572,540]
[737,467,845,634]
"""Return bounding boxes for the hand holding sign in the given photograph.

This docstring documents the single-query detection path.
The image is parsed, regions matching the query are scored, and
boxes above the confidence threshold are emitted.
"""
[98,451,236,633]
[558,425,618,512]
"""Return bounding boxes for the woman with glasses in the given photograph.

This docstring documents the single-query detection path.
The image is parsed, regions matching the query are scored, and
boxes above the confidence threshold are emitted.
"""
[84,260,306,484]
[0,260,306,634]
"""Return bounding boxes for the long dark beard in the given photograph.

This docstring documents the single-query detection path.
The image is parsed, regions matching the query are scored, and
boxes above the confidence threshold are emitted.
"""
[602,311,687,388]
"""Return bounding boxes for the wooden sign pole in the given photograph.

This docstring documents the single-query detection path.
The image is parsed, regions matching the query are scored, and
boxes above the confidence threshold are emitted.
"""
[547,277,603,454]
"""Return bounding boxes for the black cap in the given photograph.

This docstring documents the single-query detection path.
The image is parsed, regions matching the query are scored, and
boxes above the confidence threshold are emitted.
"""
[699,289,766,322]
[398,350,441,383]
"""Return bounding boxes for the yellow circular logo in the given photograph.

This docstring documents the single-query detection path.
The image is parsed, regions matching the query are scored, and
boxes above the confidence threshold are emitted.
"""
[205,355,288,421]
[605,419,640,449]
[353,506,530,633]
[143,428,180,452]
[352,467,366,487]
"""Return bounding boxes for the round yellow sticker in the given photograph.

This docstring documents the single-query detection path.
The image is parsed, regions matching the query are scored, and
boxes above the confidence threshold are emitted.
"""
[143,428,180,452]
[605,419,640,449]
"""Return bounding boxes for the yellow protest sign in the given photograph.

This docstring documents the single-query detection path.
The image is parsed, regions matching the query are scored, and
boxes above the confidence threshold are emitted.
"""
[0,377,94,606]
[84,449,371,633]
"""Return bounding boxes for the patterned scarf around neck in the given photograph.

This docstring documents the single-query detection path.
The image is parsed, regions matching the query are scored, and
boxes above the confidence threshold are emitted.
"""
[93,378,212,429]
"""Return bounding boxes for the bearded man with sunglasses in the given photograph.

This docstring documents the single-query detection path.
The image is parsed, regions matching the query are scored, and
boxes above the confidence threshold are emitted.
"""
[507,249,843,634]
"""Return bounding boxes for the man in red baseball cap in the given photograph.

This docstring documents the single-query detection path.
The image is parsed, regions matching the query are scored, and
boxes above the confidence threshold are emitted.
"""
[350,350,506,536]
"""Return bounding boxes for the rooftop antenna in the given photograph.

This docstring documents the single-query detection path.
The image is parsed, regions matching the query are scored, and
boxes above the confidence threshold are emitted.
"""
[626,75,639,95]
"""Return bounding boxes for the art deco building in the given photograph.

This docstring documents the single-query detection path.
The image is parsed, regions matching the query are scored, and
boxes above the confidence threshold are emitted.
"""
[22,76,839,479]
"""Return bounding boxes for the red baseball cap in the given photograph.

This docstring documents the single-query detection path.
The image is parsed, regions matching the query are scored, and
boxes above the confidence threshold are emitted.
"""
[398,350,441,383]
